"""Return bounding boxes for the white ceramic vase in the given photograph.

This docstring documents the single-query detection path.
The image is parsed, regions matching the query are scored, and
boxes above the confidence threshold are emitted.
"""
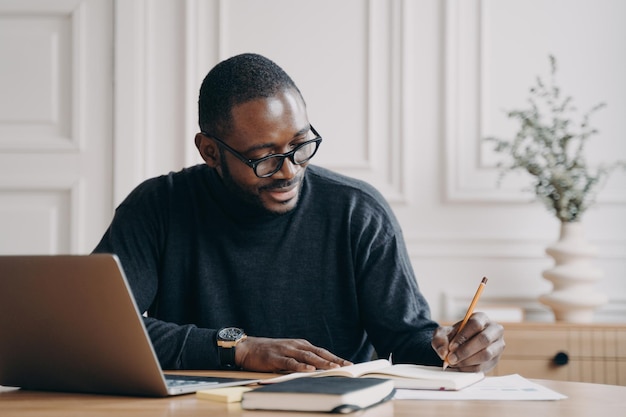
[539,221,608,323]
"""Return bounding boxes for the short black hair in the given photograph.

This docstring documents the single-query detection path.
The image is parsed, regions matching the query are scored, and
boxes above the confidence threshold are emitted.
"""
[198,53,303,136]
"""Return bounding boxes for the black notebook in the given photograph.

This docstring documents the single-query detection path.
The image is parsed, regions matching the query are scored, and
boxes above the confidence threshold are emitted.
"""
[241,376,395,413]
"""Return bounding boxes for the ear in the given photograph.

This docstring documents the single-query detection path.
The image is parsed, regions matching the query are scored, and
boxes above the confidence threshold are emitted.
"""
[195,133,220,168]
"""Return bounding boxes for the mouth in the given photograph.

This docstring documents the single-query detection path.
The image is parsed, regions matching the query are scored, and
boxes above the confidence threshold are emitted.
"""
[264,182,299,203]
[261,176,302,204]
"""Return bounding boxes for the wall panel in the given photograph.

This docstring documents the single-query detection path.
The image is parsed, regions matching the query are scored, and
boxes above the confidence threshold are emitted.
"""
[112,0,626,321]
[0,188,73,254]
[0,0,113,254]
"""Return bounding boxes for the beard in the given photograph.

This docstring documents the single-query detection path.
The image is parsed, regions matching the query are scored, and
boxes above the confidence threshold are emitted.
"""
[219,151,304,216]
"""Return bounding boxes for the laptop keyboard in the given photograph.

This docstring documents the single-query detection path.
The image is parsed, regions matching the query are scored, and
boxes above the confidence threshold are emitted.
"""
[165,375,218,387]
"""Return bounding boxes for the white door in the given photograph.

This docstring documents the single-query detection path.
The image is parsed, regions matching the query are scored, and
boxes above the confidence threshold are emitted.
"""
[0,0,112,254]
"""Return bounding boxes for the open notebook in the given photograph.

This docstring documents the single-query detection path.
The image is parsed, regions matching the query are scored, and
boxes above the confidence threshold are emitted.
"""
[0,254,257,396]
[262,359,484,391]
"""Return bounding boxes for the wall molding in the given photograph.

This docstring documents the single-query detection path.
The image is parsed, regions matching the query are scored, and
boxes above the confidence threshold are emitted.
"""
[0,179,78,253]
[406,235,626,259]
[445,0,534,203]
[444,0,626,204]
[113,0,150,207]
[186,0,410,204]
[0,0,86,152]
[443,294,626,323]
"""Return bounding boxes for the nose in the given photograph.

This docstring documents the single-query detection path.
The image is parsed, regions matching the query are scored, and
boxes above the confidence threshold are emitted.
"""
[273,156,298,179]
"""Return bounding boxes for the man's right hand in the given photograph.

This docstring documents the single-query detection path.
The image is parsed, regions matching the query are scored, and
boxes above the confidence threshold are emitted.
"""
[234,336,353,372]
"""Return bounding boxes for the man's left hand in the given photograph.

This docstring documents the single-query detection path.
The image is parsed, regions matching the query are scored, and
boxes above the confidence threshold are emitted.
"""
[431,312,505,373]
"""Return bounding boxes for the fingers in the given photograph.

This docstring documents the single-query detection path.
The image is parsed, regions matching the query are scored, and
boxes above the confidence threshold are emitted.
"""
[299,342,353,368]
[236,336,353,373]
[432,312,505,373]
[432,325,455,361]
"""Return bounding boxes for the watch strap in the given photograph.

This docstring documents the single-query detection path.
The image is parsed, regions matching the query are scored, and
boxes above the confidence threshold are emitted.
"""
[216,327,246,370]
[218,345,238,369]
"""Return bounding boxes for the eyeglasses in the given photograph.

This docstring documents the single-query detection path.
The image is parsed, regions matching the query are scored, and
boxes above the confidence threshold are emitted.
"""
[201,125,323,178]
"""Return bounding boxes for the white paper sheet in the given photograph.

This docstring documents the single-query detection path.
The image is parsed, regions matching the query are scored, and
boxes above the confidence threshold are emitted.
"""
[393,374,567,401]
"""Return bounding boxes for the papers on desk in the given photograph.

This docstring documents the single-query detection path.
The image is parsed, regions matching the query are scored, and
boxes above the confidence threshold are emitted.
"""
[393,374,567,401]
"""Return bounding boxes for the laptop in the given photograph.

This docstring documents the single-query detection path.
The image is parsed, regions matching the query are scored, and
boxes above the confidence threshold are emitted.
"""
[0,254,258,396]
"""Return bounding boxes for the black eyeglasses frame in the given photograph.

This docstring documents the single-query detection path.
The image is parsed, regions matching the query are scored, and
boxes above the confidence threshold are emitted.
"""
[201,125,322,178]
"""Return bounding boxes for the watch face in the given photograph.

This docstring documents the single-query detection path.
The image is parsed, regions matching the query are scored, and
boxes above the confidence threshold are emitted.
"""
[218,327,245,341]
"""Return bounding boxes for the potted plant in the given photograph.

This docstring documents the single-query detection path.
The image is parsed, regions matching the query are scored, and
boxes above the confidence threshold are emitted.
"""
[485,56,626,322]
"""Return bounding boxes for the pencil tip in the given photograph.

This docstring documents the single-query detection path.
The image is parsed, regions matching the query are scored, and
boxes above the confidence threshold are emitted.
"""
[481,276,488,284]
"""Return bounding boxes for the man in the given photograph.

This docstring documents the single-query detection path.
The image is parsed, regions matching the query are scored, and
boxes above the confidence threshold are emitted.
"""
[94,53,504,373]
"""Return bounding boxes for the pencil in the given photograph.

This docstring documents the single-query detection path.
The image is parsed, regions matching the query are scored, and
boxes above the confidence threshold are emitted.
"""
[442,276,488,370]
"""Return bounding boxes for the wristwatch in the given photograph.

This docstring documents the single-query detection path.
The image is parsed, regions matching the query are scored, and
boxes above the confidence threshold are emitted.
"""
[216,327,247,369]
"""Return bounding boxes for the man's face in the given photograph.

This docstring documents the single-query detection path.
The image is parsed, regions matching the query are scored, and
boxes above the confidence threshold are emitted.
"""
[210,89,314,215]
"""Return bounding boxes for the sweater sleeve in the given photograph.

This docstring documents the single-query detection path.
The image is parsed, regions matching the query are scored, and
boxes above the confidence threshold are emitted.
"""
[92,179,220,369]
[351,191,442,366]
[358,232,442,365]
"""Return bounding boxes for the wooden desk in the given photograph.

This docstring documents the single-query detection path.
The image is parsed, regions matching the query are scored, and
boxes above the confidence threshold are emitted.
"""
[1,372,625,416]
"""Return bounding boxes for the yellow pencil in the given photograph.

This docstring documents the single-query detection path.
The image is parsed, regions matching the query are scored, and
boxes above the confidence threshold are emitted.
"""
[443,276,488,370]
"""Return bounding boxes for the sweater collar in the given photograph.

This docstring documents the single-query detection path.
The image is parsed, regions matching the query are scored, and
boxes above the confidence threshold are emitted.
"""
[204,166,301,225]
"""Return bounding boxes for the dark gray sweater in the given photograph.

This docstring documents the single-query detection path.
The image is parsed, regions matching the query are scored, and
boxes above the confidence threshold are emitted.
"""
[93,164,441,369]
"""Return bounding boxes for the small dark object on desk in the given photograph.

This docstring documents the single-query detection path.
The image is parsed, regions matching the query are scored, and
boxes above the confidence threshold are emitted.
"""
[241,376,395,413]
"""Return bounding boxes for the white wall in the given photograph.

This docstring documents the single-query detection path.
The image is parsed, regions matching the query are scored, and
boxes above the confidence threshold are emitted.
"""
[0,0,113,254]
[2,0,623,322]
[114,0,626,322]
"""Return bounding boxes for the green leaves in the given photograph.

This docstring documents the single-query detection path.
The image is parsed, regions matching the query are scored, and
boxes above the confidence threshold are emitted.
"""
[484,56,625,222]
